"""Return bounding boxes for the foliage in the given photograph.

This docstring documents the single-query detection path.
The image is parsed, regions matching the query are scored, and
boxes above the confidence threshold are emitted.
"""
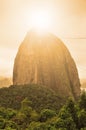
[40,109,57,122]
[0,85,85,130]
[0,84,65,112]
[78,91,86,111]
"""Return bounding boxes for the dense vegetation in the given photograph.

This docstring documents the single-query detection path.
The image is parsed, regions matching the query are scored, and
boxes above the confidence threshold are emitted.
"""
[0,84,66,112]
[0,84,85,130]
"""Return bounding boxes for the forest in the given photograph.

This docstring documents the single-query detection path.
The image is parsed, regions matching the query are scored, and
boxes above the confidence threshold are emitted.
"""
[0,84,85,130]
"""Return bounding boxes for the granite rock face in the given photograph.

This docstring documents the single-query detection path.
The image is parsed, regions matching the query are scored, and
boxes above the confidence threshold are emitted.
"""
[13,31,80,99]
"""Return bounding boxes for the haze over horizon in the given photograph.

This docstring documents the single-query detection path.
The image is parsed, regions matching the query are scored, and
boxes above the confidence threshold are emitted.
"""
[0,0,86,79]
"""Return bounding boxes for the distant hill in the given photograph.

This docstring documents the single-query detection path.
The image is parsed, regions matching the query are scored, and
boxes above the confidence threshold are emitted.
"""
[0,76,12,87]
[82,82,86,88]
[0,84,66,112]
[80,79,86,91]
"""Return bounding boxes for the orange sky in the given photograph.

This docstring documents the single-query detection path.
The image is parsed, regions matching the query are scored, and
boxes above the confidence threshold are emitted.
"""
[0,0,86,79]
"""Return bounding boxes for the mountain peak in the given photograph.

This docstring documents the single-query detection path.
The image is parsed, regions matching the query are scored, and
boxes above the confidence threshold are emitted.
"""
[13,31,81,99]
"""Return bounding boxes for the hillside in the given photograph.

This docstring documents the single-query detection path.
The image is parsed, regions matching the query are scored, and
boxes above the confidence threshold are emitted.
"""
[81,79,86,88]
[0,84,66,112]
[82,82,86,88]
[0,85,85,130]
[0,77,12,88]
[80,79,86,92]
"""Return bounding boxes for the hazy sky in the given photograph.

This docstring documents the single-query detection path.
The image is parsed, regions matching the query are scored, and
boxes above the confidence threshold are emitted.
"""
[0,0,86,79]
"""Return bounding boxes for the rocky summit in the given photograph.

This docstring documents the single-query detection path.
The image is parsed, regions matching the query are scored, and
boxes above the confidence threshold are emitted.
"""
[13,30,80,99]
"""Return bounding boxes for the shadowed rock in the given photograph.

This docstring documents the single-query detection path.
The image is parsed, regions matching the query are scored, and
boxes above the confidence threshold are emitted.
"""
[13,30,81,99]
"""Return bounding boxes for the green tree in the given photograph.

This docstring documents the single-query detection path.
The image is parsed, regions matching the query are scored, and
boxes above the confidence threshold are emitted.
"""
[6,108,17,119]
[30,110,39,122]
[65,98,78,128]
[21,98,32,110]
[78,109,86,129]
[0,107,6,118]
[40,109,56,122]
[0,118,5,129]
[79,91,86,111]
[28,121,43,130]
[5,120,18,129]
[58,106,77,130]
[21,98,32,117]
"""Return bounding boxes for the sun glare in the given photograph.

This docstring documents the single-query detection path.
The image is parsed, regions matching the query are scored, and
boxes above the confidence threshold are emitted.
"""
[29,10,52,31]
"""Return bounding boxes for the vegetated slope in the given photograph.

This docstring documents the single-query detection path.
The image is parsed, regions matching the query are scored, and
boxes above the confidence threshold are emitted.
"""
[0,84,66,112]
[0,92,85,130]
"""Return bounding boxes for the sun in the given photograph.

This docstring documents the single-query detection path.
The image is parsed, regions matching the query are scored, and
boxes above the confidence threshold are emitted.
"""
[29,10,52,31]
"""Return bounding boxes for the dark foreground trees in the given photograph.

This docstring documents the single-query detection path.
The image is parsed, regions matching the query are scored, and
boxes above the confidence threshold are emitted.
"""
[0,92,86,130]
